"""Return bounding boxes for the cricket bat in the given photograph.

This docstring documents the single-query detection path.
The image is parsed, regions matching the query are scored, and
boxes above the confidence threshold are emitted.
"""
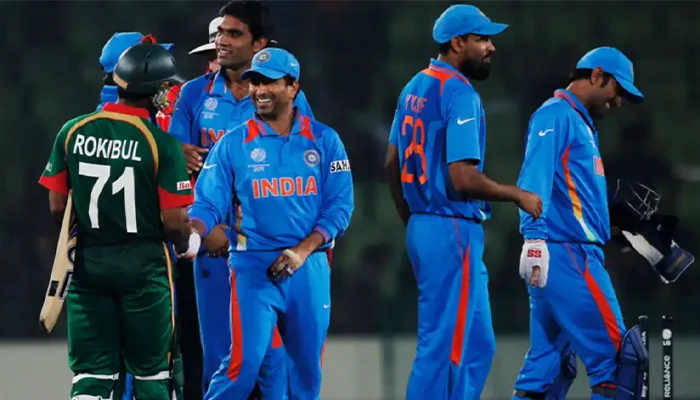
[39,190,77,333]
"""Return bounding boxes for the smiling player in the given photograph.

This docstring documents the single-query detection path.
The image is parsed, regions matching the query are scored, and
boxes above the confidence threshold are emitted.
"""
[188,48,353,400]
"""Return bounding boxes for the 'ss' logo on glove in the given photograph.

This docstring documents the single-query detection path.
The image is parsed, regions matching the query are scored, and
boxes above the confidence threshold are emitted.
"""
[520,240,550,288]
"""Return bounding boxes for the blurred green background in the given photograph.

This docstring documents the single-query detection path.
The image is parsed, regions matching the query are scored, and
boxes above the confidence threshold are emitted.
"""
[1,0,699,397]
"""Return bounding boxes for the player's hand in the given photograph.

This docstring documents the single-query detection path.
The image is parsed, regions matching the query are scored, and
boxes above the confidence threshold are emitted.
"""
[181,143,209,174]
[519,239,550,288]
[516,190,543,220]
[268,247,309,281]
[201,224,229,258]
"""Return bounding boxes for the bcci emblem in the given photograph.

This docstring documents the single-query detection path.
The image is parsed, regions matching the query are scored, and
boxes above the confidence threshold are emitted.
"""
[304,149,320,167]
[204,97,218,111]
[250,148,266,163]
[256,50,271,63]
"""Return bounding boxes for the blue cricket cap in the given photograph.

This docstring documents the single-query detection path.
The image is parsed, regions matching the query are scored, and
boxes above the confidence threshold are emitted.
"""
[241,48,300,81]
[432,5,508,43]
[577,47,644,103]
[100,32,175,73]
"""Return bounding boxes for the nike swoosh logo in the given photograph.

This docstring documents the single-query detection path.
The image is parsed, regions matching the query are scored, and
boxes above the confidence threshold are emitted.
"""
[323,304,330,309]
[202,164,217,170]
[538,129,554,137]
[457,117,475,125]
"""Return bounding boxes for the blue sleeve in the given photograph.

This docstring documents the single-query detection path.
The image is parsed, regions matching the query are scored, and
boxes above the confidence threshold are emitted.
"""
[294,90,315,120]
[169,83,197,145]
[187,137,234,237]
[443,83,482,164]
[313,129,354,243]
[517,108,570,239]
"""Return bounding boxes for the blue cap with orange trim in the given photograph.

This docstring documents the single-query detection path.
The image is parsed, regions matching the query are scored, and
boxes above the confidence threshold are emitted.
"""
[432,5,508,43]
[100,32,175,73]
[241,48,300,81]
[576,46,644,103]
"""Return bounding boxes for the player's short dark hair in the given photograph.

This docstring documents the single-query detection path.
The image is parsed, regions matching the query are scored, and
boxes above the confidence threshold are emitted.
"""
[569,68,612,86]
[437,34,470,55]
[219,0,274,41]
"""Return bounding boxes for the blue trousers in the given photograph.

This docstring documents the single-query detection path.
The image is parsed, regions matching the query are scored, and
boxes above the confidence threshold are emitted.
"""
[405,214,496,400]
[513,243,626,400]
[195,253,286,397]
[205,251,331,400]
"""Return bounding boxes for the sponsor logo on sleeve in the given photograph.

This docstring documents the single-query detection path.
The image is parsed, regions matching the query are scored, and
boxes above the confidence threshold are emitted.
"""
[330,159,351,173]
[177,180,192,191]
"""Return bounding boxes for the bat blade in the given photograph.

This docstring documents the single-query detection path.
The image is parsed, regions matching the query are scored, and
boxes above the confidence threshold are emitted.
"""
[39,191,77,333]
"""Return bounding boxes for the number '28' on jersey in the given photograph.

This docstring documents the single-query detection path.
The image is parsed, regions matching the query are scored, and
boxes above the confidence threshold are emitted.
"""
[389,59,490,221]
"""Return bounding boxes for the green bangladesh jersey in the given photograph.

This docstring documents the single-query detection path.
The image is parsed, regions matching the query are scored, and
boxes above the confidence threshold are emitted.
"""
[39,103,194,247]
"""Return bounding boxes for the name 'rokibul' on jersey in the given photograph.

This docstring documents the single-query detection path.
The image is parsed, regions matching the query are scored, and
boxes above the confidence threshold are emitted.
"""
[39,103,194,247]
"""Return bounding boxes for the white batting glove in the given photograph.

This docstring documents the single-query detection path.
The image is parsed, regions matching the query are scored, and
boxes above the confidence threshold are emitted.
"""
[180,229,201,259]
[519,239,550,288]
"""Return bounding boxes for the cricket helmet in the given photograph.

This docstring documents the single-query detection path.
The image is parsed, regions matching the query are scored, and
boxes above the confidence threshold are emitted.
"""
[112,43,183,95]
[609,179,661,232]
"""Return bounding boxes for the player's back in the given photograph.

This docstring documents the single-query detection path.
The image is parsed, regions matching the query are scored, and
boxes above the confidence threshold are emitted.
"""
[64,107,172,247]
[389,59,489,221]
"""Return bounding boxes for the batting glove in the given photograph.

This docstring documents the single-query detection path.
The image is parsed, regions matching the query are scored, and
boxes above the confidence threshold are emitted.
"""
[519,239,550,288]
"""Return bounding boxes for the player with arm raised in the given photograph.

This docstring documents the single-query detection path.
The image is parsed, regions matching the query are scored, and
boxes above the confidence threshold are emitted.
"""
[38,43,195,400]
[189,48,353,400]
[512,47,648,400]
[384,5,541,400]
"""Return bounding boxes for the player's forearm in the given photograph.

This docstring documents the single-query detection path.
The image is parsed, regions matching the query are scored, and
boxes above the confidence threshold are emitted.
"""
[162,208,191,253]
[452,168,520,203]
[48,191,69,224]
[385,159,410,226]
[296,231,327,257]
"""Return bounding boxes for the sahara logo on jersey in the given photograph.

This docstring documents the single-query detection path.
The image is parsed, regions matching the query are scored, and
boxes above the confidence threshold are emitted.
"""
[330,159,351,173]
[252,176,318,199]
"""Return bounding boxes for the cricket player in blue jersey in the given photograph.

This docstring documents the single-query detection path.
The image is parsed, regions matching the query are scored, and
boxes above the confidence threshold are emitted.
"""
[385,5,542,400]
[512,47,648,400]
[187,47,353,400]
[168,2,314,396]
[97,32,174,112]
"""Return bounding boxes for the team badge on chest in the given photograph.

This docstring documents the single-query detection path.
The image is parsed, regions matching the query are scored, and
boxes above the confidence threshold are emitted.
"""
[204,98,218,111]
[251,148,267,163]
[304,149,320,167]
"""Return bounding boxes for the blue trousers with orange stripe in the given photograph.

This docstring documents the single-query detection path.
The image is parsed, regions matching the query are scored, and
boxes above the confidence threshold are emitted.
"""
[513,243,626,399]
[205,250,331,400]
[194,253,286,397]
[406,214,496,400]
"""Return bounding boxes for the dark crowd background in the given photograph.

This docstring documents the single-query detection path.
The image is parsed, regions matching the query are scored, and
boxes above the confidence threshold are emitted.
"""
[2,1,699,340]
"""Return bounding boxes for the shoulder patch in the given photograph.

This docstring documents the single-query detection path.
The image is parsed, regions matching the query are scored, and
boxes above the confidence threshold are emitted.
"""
[330,159,351,173]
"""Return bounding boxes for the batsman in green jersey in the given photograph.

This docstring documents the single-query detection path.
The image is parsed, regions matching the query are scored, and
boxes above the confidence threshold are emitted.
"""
[39,43,197,400]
